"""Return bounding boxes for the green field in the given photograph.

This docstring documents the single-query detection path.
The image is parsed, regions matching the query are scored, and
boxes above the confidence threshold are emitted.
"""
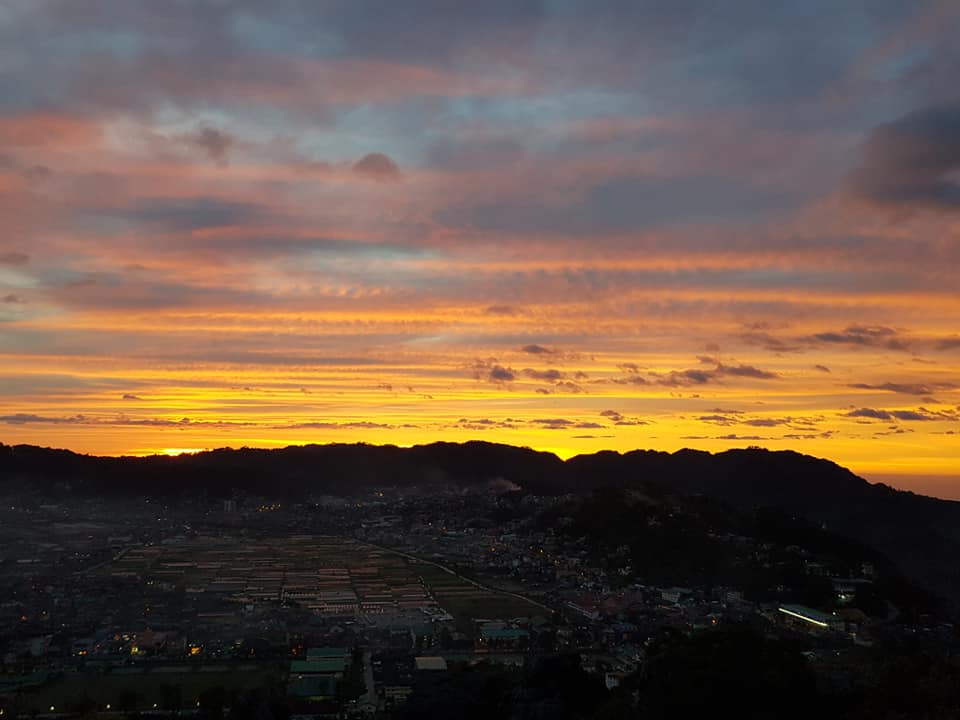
[406,559,546,620]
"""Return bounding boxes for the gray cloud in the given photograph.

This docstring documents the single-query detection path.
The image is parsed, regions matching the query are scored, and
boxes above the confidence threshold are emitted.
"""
[655,362,778,386]
[471,359,516,383]
[484,305,517,315]
[844,407,958,422]
[606,375,650,386]
[437,174,792,235]
[188,126,234,164]
[275,420,395,430]
[721,363,779,379]
[740,331,803,353]
[0,251,30,266]
[521,344,553,354]
[848,382,955,395]
[530,418,605,430]
[0,413,76,425]
[596,408,648,426]
[522,368,565,382]
[0,413,252,427]
[849,103,960,211]
[120,197,269,232]
[810,325,908,351]
[352,152,401,181]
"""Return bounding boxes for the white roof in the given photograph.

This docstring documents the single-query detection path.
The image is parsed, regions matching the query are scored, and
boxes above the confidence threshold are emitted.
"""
[415,656,448,671]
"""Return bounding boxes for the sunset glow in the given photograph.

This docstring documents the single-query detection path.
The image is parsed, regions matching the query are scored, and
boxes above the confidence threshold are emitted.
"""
[1,2,959,495]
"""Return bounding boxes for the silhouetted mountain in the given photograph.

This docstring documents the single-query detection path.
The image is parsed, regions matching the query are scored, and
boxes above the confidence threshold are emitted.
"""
[2,441,959,602]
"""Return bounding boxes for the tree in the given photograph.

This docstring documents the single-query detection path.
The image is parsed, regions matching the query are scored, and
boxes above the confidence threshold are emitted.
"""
[159,683,182,712]
[198,686,226,720]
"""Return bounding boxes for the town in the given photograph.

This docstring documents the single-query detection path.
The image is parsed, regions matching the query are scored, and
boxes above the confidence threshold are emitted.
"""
[1,479,956,718]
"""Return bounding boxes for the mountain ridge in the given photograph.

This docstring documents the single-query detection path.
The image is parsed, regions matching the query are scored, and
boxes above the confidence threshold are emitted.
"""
[3,440,959,602]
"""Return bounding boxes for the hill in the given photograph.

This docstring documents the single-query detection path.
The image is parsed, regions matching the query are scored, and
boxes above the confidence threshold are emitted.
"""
[2,441,959,602]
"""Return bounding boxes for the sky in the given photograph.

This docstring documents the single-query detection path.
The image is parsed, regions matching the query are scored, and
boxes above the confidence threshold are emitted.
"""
[1,1,959,496]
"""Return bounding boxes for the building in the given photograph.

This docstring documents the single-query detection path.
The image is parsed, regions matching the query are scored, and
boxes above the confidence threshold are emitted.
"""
[414,656,448,671]
[778,604,841,631]
[290,647,351,681]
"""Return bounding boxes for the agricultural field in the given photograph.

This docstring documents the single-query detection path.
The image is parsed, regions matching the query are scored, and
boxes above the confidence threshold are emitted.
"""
[2,665,280,713]
[405,559,546,621]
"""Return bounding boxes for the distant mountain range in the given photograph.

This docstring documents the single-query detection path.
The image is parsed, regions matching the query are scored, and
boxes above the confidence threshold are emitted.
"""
[2,441,959,603]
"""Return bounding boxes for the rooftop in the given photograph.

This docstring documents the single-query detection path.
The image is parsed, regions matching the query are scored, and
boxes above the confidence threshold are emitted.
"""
[415,656,448,671]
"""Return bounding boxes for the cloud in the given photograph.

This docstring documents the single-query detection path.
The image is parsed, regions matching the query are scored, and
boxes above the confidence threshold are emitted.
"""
[698,414,736,425]
[276,420,395,430]
[843,407,958,422]
[530,418,605,430]
[120,198,269,232]
[521,344,553,354]
[437,173,793,235]
[0,0,957,470]
[122,393,142,400]
[484,305,517,315]
[606,373,649,386]
[809,325,908,351]
[352,152,401,181]
[813,364,831,373]
[455,417,519,430]
[889,410,935,421]
[721,363,778,379]
[187,126,234,164]
[597,409,648,426]
[845,408,894,421]
[522,368,564,382]
[0,413,251,427]
[470,359,517,383]
[659,369,712,386]
[848,382,954,395]
[0,251,29,266]
[849,103,960,211]
[655,362,778,386]
[698,413,801,428]
[742,418,790,427]
[0,413,73,425]
[740,331,803,353]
